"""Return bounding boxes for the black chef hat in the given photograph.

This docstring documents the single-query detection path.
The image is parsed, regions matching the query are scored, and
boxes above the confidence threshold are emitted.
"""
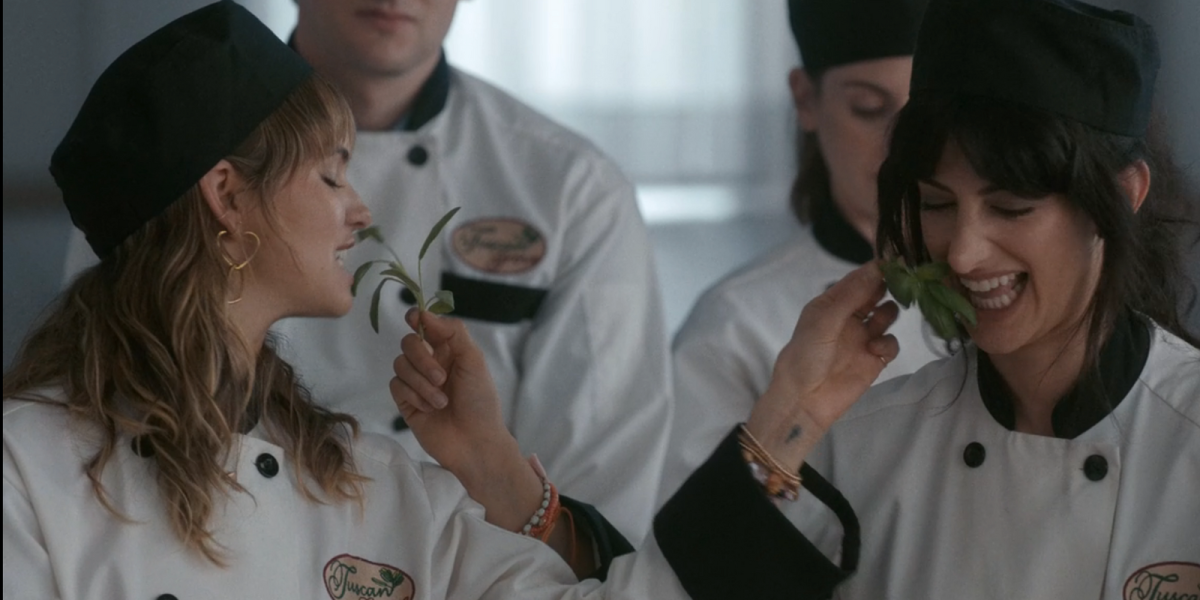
[911,0,1159,136]
[50,0,313,258]
[787,0,929,72]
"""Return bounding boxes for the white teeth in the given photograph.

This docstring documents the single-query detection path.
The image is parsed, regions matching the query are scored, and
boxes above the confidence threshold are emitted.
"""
[960,273,1015,292]
[967,278,1026,310]
[335,250,346,264]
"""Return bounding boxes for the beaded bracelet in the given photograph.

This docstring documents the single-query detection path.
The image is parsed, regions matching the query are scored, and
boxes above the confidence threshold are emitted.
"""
[738,424,801,503]
[520,455,562,540]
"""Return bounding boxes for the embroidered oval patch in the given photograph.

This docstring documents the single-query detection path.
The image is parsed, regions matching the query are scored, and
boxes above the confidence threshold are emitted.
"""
[1124,561,1200,600]
[324,554,415,600]
[452,218,546,274]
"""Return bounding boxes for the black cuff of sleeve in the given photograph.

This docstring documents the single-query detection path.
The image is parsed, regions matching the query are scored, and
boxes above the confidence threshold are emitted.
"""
[558,495,635,581]
[653,427,856,599]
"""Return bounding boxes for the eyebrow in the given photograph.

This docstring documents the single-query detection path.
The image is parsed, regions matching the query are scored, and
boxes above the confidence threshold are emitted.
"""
[335,147,350,163]
[919,178,1003,195]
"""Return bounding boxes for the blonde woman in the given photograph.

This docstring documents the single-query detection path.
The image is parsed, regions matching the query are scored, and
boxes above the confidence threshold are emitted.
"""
[3,2,900,598]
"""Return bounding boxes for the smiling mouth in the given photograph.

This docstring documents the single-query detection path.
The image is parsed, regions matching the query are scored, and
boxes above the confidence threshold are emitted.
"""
[960,273,1028,311]
[335,245,354,266]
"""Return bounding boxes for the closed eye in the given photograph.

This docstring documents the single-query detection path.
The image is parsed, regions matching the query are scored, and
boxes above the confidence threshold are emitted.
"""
[919,199,955,212]
[991,205,1034,219]
[322,175,344,189]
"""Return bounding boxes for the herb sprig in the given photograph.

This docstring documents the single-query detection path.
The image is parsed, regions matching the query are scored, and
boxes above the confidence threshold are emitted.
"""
[352,207,461,339]
[880,259,977,340]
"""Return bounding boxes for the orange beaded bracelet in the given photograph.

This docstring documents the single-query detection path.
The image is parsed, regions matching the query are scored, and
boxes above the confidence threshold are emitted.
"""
[520,455,562,540]
[738,424,801,503]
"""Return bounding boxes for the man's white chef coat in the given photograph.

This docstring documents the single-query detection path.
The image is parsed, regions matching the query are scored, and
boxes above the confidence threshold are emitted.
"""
[793,323,1200,599]
[62,62,672,544]
[660,227,948,506]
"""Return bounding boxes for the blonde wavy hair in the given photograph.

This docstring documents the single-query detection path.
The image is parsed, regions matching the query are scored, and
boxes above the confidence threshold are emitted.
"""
[3,74,367,565]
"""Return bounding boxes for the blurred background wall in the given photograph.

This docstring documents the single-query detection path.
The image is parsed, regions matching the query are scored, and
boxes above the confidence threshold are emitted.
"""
[5,0,1198,368]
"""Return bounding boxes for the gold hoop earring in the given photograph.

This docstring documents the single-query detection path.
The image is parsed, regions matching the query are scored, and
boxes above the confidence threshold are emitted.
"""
[217,230,261,304]
[217,230,260,270]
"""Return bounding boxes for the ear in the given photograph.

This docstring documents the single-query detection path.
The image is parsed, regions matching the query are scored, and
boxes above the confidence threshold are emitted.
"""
[198,160,247,231]
[1118,159,1151,214]
[789,67,819,133]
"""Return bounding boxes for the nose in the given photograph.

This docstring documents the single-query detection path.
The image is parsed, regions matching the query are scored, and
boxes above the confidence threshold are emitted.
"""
[945,209,990,276]
[347,185,372,229]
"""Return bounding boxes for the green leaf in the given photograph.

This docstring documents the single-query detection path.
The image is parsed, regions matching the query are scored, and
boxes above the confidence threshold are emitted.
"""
[381,266,421,298]
[928,282,978,328]
[918,293,960,340]
[369,280,386,334]
[914,261,952,283]
[351,260,386,297]
[428,290,455,315]
[355,226,385,244]
[881,261,919,308]
[419,206,461,261]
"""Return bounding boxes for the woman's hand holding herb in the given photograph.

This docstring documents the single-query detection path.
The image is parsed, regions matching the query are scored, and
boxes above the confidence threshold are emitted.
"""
[747,262,901,473]
[391,309,511,476]
[391,309,594,576]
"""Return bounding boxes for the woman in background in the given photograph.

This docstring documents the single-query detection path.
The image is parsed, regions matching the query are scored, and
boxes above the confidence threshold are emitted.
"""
[661,0,942,506]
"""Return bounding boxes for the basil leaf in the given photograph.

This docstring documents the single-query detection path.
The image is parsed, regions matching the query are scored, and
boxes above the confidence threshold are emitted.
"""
[918,293,959,340]
[928,282,978,328]
[881,262,920,308]
[914,261,952,283]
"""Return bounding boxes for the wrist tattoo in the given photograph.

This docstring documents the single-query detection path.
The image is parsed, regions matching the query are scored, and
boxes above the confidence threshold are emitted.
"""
[786,425,803,443]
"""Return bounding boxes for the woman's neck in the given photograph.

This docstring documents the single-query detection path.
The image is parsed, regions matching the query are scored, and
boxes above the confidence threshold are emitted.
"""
[986,326,1090,436]
[226,298,270,358]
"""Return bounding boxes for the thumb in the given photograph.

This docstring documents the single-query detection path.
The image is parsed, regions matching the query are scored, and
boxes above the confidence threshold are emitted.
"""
[406,309,478,361]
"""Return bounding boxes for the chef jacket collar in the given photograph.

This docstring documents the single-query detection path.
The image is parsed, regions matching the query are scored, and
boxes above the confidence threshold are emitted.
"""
[811,191,874,265]
[286,34,451,132]
[395,51,451,132]
[976,308,1151,439]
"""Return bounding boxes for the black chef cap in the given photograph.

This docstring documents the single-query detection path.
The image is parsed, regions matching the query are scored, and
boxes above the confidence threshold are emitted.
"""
[911,0,1159,136]
[787,0,929,72]
[50,0,313,258]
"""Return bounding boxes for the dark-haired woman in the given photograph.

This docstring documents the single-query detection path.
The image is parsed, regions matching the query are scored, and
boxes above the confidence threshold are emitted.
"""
[660,0,947,506]
[398,0,1199,597]
[767,0,1199,596]
[2,2,899,598]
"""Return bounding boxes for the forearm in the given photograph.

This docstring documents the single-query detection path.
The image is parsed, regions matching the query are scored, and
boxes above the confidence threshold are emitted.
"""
[451,438,597,578]
[743,385,829,476]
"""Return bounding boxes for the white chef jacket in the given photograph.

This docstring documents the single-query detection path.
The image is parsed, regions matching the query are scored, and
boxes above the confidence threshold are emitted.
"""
[793,323,1200,598]
[61,63,672,544]
[2,398,693,600]
[660,228,948,506]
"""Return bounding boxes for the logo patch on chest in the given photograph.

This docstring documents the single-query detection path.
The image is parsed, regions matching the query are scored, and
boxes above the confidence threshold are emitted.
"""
[452,218,546,274]
[1124,562,1200,600]
[324,554,415,600]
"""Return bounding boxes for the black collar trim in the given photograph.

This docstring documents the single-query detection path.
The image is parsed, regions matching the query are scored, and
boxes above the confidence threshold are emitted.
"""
[811,192,874,265]
[287,32,451,132]
[402,52,451,131]
[976,309,1151,439]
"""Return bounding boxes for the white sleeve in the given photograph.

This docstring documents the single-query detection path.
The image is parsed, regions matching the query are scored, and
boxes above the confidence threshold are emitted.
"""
[411,461,688,600]
[61,227,99,288]
[508,167,672,546]
[657,292,761,508]
[3,439,62,599]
